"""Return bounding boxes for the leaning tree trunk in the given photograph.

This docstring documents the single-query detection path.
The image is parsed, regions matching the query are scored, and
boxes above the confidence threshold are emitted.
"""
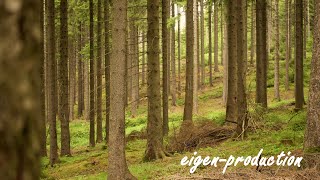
[295,0,304,111]
[145,0,168,161]
[256,0,268,108]
[183,0,194,121]
[303,0,320,167]
[0,0,41,178]
[107,0,136,179]
[162,0,169,136]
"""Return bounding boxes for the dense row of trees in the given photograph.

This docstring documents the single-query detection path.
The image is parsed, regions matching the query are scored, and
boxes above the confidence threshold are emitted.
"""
[1,0,320,178]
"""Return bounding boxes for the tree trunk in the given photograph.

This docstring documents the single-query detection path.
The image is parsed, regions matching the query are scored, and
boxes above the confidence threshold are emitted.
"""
[69,40,75,121]
[285,0,291,91]
[40,0,47,157]
[59,0,71,156]
[183,0,194,121]
[214,0,219,72]
[208,2,213,86]
[89,0,95,147]
[220,3,224,66]
[236,0,248,137]
[77,24,84,118]
[200,0,205,87]
[142,33,146,86]
[178,9,182,95]
[107,1,136,179]
[274,0,280,101]
[193,0,199,114]
[171,3,177,106]
[162,0,170,136]
[304,0,320,167]
[131,24,139,118]
[104,0,110,142]
[226,0,238,123]
[96,0,103,143]
[295,0,304,111]
[145,0,168,161]
[222,4,228,106]
[0,1,41,178]
[250,0,256,66]
[47,0,59,166]
[256,0,268,108]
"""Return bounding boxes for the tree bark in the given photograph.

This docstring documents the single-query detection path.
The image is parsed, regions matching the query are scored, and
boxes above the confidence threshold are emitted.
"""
[59,0,71,156]
[250,0,256,66]
[295,0,304,111]
[274,0,280,101]
[214,0,219,72]
[208,1,213,86]
[47,0,59,165]
[107,1,136,179]
[96,0,103,143]
[183,0,194,121]
[303,0,320,167]
[131,24,139,118]
[178,9,182,95]
[226,0,238,123]
[0,1,42,178]
[256,0,268,108]
[285,0,291,91]
[222,3,228,106]
[171,2,177,106]
[144,0,167,161]
[193,0,199,114]
[162,0,170,136]
[40,0,47,157]
[104,0,110,142]
[77,23,84,118]
[89,0,95,147]
[200,0,205,87]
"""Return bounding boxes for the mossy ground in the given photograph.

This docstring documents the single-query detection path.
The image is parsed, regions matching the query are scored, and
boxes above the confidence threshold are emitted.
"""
[41,50,312,179]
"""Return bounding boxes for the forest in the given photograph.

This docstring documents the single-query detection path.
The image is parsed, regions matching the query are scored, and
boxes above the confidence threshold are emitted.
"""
[0,0,319,179]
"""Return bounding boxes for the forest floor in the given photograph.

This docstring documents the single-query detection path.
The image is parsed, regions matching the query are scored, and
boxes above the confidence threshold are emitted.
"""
[41,60,318,179]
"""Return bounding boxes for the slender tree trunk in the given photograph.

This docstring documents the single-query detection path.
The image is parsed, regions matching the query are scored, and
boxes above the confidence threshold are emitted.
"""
[220,3,224,66]
[162,0,169,136]
[89,0,95,147]
[183,0,194,121]
[214,0,219,72]
[285,0,291,90]
[171,3,177,106]
[208,2,213,86]
[142,33,146,86]
[250,0,256,66]
[303,0,308,59]
[0,1,41,178]
[178,10,182,95]
[222,5,228,106]
[77,24,84,117]
[107,1,136,179]
[295,0,304,110]
[236,0,248,137]
[59,0,71,156]
[303,0,320,167]
[200,0,205,87]
[69,40,76,122]
[104,0,110,142]
[145,0,168,160]
[256,0,268,108]
[274,0,280,101]
[96,0,103,143]
[226,0,238,123]
[193,0,199,114]
[40,0,47,157]
[131,24,139,117]
[197,2,201,90]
